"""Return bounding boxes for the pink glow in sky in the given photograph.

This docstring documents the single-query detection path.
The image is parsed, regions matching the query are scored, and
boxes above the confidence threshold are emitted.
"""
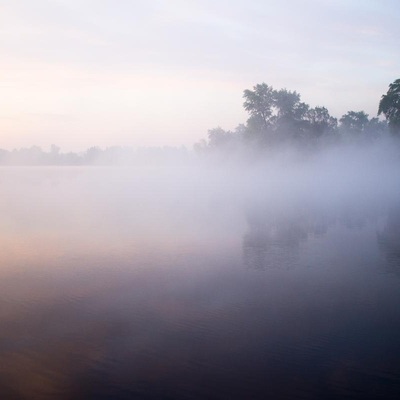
[0,0,399,151]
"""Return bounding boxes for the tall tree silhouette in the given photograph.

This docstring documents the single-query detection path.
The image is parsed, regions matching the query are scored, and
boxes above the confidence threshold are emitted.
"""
[243,83,275,129]
[379,79,400,134]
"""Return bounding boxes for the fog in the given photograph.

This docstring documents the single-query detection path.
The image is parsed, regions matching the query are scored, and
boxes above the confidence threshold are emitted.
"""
[2,0,399,395]
[2,137,400,399]
[2,137,400,256]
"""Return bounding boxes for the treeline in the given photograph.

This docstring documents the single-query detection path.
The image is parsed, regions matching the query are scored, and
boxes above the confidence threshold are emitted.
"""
[0,145,190,166]
[196,79,400,154]
[1,79,399,165]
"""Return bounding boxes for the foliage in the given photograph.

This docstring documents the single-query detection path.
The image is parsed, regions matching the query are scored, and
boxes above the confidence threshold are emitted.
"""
[243,83,275,129]
[379,79,400,134]
[339,111,369,134]
[306,107,338,138]
[200,81,390,154]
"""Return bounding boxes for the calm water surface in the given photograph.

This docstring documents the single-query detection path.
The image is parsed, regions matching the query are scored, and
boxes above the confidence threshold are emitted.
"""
[1,167,400,399]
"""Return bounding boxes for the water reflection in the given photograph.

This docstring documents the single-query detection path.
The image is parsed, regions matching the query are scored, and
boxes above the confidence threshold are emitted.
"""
[2,167,400,399]
[242,219,304,270]
[378,205,400,274]
[242,206,331,270]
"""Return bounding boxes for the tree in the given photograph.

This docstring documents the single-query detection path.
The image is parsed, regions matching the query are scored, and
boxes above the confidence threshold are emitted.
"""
[85,146,102,164]
[207,127,234,148]
[272,89,311,141]
[378,78,400,134]
[243,84,311,143]
[339,111,369,134]
[243,83,275,129]
[274,89,304,120]
[306,106,338,138]
[364,117,388,138]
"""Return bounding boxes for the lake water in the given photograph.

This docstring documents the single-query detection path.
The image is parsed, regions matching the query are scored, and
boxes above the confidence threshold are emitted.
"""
[1,166,400,399]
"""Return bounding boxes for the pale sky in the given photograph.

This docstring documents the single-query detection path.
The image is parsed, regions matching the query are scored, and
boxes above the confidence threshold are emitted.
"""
[0,0,399,151]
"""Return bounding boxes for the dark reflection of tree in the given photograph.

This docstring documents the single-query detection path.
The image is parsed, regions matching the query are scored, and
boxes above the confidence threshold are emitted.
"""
[242,209,313,271]
[377,205,400,274]
[243,199,387,271]
[242,221,270,271]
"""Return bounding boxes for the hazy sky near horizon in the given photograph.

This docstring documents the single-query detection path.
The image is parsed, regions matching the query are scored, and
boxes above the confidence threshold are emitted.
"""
[1,0,399,151]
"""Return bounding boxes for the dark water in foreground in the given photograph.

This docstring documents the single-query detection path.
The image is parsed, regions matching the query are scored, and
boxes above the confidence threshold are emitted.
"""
[1,167,400,399]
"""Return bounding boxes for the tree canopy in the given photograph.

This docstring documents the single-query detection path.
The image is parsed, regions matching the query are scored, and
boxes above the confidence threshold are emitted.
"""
[243,83,275,129]
[339,111,369,134]
[379,78,400,134]
[197,80,392,155]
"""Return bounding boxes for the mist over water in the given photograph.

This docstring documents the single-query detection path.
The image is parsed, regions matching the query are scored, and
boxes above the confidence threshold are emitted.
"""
[2,139,400,399]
